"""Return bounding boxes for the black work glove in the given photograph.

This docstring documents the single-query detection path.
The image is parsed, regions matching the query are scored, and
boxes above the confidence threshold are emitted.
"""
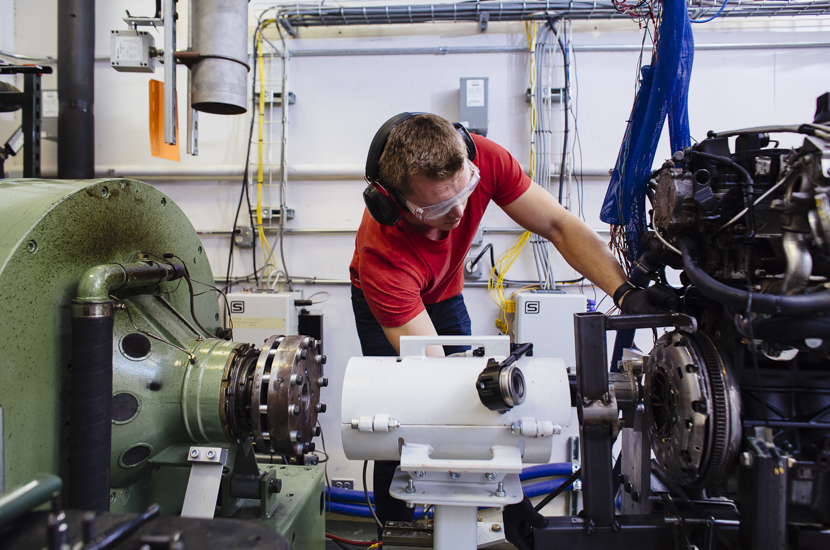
[614,281,682,315]
[503,494,548,550]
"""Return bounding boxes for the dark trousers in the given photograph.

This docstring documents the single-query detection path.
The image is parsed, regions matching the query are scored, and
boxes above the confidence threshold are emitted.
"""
[350,285,471,536]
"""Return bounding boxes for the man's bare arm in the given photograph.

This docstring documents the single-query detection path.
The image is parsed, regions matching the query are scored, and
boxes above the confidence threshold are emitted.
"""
[381,309,445,356]
[500,182,627,296]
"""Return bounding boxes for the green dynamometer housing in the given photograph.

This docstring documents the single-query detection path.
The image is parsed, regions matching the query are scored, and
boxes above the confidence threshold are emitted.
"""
[0,179,325,549]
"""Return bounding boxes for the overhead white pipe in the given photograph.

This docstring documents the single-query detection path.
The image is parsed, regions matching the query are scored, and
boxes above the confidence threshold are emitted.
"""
[32,164,612,180]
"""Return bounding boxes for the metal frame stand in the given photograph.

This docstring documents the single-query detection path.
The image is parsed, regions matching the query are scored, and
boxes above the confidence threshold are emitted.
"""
[535,312,697,549]
[0,65,52,178]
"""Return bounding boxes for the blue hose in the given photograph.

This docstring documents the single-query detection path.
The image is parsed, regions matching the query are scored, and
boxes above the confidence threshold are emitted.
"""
[524,478,573,499]
[326,463,572,504]
[326,467,574,518]
[328,486,374,504]
[519,463,573,481]
[327,500,432,519]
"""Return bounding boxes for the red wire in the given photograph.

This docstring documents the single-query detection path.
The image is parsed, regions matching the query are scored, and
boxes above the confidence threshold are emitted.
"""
[325,533,382,547]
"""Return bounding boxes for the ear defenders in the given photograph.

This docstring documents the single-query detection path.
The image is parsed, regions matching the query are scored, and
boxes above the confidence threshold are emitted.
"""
[363,112,478,226]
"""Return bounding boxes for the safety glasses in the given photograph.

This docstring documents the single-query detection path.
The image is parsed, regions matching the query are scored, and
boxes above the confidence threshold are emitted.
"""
[403,162,480,222]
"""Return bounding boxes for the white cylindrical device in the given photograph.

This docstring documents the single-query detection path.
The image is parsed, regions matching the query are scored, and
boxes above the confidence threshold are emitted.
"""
[341,353,571,464]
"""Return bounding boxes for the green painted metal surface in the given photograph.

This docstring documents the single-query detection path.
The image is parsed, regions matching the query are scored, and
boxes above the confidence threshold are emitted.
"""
[231,464,327,550]
[0,179,325,546]
[0,179,218,494]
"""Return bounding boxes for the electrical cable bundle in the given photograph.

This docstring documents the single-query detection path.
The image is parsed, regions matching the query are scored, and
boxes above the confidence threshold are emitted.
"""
[488,231,532,333]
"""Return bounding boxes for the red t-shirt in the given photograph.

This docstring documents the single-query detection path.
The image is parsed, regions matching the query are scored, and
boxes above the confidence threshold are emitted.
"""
[349,135,532,327]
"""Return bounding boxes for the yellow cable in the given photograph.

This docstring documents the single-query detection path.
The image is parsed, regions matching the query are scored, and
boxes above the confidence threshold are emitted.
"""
[488,231,531,332]
[256,28,281,287]
[527,21,537,180]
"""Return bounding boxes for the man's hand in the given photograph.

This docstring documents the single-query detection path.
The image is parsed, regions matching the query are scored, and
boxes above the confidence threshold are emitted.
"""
[503,494,548,550]
[615,281,682,315]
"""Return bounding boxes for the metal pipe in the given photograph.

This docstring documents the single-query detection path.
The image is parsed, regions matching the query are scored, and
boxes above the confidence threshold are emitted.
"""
[6,38,829,66]
[782,231,812,294]
[0,473,62,526]
[76,262,186,302]
[196,226,611,236]
[57,0,94,178]
[35,165,612,180]
[288,41,830,58]
[164,0,177,144]
[191,0,249,114]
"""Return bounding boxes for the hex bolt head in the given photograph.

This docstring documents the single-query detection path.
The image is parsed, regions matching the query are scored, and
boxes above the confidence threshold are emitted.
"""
[269,478,282,494]
[495,481,506,497]
[486,473,496,481]
[207,450,216,459]
[631,490,640,503]
[290,374,304,386]
[290,430,301,442]
[316,403,327,413]
[740,451,754,469]
[318,376,329,387]
[314,426,321,437]
[405,478,416,494]
[289,404,300,416]
[316,355,327,365]
[300,349,308,359]
[190,449,200,458]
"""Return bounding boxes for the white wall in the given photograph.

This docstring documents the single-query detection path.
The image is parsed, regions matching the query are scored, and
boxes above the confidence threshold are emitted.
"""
[4,1,830,489]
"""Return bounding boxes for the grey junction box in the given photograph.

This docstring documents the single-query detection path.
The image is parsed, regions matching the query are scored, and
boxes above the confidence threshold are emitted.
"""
[110,30,155,73]
[459,77,488,136]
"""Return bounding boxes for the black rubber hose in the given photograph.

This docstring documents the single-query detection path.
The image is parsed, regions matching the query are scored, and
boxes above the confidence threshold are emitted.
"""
[68,313,114,512]
[678,236,830,315]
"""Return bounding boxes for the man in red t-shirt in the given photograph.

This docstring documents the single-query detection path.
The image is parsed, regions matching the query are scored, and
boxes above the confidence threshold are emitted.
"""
[349,113,677,543]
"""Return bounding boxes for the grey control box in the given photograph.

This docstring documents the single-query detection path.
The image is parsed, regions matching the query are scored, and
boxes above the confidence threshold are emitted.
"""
[459,77,488,136]
[110,30,155,73]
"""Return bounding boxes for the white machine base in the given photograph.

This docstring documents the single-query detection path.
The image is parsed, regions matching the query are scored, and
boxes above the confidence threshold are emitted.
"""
[390,469,522,550]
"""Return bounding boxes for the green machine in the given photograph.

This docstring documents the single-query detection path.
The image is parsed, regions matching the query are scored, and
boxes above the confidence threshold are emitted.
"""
[0,179,327,549]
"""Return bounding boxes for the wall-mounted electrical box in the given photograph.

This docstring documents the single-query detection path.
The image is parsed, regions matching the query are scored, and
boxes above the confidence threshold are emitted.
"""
[225,291,303,345]
[110,30,156,73]
[511,290,588,368]
[460,77,488,136]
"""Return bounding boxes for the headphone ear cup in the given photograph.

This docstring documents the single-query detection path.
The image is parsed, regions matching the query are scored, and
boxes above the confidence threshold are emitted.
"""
[452,122,477,161]
[363,183,404,226]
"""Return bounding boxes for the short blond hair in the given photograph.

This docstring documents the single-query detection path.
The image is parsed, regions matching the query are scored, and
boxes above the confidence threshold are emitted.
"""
[378,114,467,196]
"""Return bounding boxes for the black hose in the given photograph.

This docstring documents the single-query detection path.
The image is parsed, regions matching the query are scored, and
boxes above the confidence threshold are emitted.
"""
[678,237,830,315]
[68,308,114,512]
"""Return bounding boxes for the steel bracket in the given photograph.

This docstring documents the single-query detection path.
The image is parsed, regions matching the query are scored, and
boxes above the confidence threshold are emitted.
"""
[181,446,228,519]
